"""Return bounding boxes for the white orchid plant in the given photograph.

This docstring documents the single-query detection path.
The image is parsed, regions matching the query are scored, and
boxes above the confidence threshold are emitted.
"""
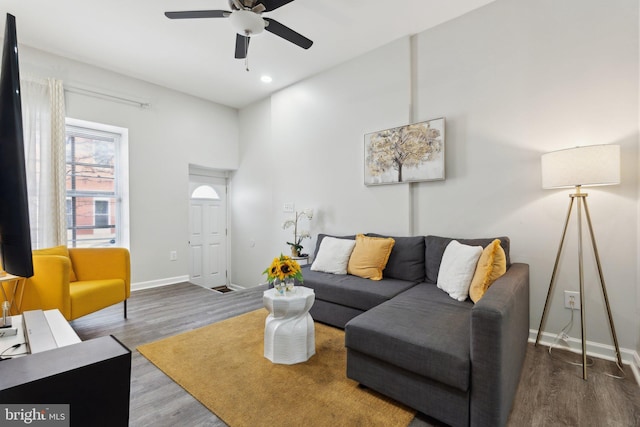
[283,208,314,257]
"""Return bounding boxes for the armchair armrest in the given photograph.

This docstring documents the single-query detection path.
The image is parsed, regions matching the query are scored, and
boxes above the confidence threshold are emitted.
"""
[69,248,131,298]
[470,262,530,427]
[23,255,72,318]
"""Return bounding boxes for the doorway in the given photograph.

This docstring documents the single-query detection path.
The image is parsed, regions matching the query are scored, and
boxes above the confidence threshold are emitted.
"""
[188,175,228,289]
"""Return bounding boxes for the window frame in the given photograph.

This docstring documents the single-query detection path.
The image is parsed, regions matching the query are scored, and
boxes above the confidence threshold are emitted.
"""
[65,118,129,249]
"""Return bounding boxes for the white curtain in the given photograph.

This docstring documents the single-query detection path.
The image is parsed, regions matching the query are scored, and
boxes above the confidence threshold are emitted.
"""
[21,77,67,249]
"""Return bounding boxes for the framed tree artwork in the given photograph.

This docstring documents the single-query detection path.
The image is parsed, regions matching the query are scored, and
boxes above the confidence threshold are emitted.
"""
[364,117,445,185]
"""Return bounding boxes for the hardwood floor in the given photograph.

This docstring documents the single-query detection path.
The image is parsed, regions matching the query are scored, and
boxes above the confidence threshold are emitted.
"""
[70,282,640,427]
[71,282,265,427]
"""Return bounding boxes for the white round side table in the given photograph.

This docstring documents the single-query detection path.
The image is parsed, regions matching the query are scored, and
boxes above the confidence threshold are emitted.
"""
[263,286,315,364]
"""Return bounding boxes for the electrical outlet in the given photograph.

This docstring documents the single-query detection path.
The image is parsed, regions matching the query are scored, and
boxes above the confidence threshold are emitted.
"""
[169,250,178,261]
[564,290,580,310]
[283,202,295,213]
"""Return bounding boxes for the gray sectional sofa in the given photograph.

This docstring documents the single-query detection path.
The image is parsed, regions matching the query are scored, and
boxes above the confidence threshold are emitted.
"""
[300,234,530,427]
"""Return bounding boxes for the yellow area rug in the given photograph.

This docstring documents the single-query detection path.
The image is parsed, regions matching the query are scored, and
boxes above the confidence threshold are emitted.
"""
[137,309,416,427]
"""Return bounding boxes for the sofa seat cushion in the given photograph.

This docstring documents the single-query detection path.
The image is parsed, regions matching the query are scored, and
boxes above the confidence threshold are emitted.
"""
[345,284,473,392]
[70,279,126,319]
[301,266,417,311]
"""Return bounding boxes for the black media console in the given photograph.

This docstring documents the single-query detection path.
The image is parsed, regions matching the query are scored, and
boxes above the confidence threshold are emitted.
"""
[0,335,131,426]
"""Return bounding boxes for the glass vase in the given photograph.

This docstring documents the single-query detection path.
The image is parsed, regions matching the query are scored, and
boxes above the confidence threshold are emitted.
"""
[273,278,285,295]
[284,278,295,293]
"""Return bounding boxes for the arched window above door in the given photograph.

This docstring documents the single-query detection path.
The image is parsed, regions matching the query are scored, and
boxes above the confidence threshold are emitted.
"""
[191,185,220,200]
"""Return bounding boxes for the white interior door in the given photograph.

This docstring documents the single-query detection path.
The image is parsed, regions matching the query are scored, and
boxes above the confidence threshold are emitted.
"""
[189,178,227,288]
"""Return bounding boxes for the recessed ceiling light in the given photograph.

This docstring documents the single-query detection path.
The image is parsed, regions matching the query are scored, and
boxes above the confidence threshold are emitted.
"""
[261,75,273,83]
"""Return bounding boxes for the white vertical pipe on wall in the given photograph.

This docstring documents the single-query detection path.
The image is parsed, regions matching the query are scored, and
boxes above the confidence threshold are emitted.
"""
[408,34,420,236]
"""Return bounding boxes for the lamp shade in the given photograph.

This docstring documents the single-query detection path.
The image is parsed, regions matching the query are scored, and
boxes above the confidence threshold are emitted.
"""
[541,144,620,189]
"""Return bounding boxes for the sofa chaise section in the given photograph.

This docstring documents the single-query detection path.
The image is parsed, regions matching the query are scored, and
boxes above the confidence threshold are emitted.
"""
[346,284,474,426]
[345,257,529,427]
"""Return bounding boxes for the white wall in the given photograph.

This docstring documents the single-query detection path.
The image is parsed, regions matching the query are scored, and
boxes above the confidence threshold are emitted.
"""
[230,98,273,287]
[413,0,639,352]
[231,37,412,286]
[232,0,640,357]
[19,46,239,286]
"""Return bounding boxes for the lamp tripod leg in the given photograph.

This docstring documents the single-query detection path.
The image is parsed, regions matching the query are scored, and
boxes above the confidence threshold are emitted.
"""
[577,196,588,380]
[582,198,623,368]
[536,196,575,346]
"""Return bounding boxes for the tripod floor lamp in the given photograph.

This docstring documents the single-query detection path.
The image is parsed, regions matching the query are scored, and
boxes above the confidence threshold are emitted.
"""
[535,144,622,380]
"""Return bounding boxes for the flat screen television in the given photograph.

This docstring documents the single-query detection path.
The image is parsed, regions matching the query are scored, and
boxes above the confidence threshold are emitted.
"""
[0,13,33,278]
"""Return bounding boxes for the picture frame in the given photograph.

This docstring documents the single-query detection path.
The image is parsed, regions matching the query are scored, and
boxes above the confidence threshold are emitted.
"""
[364,117,445,186]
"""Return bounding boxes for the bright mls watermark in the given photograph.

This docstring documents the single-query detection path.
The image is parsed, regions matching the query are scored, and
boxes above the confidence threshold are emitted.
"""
[1,405,69,426]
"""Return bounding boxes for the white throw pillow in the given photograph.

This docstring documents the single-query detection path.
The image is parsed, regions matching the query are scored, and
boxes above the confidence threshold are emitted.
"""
[311,237,356,275]
[437,240,483,301]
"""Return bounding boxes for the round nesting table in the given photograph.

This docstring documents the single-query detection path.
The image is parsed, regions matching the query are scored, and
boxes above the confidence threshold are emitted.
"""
[263,286,315,364]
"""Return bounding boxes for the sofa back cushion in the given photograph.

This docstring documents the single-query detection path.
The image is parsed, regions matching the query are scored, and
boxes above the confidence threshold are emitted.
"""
[425,236,511,284]
[367,234,426,282]
[33,245,78,282]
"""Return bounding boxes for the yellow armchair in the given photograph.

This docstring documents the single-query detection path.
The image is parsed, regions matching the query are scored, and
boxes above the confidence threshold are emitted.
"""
[20,247,130,321]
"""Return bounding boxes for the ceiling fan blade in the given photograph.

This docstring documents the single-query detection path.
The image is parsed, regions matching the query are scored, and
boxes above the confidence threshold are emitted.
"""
[165,10,229,19]
[264,18,313,49]
[231,0,244,10]
[260,0,295,12]
[235,34,250,59]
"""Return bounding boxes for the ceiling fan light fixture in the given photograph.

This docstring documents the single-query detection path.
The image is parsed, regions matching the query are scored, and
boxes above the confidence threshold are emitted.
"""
[165,0,314,59]
[229,9,265,36]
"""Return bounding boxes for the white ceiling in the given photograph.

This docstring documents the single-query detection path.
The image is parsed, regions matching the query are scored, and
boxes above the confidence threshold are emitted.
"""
[2,0,496,109]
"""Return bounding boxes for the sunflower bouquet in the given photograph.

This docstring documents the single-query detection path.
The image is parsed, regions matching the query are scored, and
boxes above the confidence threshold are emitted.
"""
[263,254,304,290]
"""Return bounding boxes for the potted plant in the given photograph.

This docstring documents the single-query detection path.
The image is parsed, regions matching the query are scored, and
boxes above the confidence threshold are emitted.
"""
[283,209,313,257]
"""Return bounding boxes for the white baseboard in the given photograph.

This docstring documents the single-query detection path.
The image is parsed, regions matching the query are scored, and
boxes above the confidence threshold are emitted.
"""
[530,329,640,385]
[131,275,190,291]
[227,283,264,291]
[634,351,640,386]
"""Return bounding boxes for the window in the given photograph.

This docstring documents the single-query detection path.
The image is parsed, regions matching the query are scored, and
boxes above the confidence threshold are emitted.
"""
[191,185,220,200]
[94,200,110,227]
[65,120,128,248]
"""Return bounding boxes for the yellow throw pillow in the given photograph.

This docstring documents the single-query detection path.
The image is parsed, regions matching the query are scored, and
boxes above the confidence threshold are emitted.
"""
[33,245,78,282]
[347,234,395,281]
[469,239,507,303]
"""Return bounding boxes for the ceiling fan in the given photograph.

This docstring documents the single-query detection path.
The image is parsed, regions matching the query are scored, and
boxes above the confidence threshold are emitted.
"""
[165,0,313,63]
